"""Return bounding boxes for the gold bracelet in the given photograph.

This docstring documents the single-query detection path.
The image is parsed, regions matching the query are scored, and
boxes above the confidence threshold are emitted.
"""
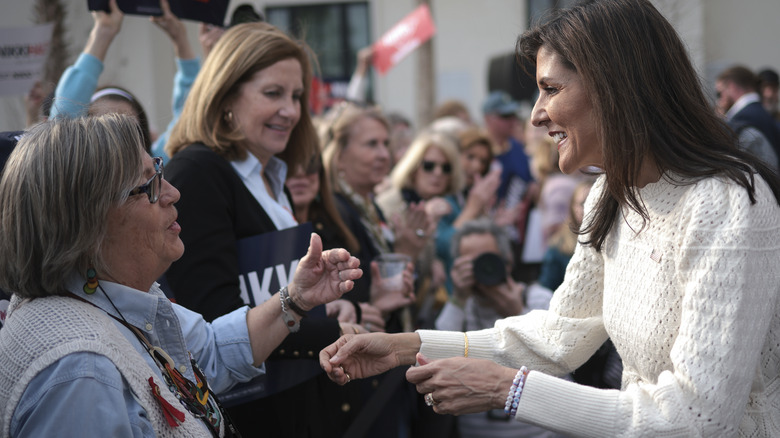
[463,333,469,358]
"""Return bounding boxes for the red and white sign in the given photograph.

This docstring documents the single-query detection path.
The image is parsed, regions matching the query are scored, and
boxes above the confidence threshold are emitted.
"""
[372,4,436,75]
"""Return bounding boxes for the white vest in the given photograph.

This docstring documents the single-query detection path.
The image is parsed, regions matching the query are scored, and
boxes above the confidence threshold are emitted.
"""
[0,295,216,437]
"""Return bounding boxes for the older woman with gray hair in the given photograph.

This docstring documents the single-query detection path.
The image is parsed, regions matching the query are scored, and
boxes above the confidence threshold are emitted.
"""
[0,115,361,437]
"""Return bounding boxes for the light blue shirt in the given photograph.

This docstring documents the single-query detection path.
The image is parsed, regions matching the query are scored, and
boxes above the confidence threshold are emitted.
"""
[10,274,263,437]
[231,153,297,230]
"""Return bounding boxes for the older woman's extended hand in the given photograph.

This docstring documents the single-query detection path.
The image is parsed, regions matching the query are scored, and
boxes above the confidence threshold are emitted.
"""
[289,233,362,311]
[406,353,517,416]
[320,332,421,385]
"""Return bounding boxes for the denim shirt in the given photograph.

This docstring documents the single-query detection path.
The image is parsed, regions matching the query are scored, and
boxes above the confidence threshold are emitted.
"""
[10,274,263,437]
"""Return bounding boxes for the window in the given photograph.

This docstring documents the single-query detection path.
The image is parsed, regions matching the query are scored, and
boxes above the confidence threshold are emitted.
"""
[267,2,372,105]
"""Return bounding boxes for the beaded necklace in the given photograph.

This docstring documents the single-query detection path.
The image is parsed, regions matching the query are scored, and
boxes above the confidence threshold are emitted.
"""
[67,289,241,437]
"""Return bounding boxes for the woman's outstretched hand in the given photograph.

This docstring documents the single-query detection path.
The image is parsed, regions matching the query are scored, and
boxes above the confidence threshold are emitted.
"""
[288,233,362,311]
[406,353,517,416]
[320,332,421,385]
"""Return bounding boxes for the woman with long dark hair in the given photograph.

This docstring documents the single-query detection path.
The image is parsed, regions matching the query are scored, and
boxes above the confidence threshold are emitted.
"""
[320,1,780,436]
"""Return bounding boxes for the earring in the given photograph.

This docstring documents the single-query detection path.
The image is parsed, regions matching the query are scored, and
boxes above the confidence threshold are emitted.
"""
[83,268,98,294]
[224,110,233,123]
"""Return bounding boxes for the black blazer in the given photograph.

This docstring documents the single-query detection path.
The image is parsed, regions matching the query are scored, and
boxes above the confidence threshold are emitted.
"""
[164,143,339,345]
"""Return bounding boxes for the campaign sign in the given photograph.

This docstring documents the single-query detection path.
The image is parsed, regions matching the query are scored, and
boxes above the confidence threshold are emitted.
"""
[235,222,312,307]
[219,223,328,406]
[372,4,436,75]
[0,23,54,97]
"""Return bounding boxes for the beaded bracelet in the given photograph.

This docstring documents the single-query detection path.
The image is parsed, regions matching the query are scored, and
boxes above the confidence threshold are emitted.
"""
[503,366,529,418]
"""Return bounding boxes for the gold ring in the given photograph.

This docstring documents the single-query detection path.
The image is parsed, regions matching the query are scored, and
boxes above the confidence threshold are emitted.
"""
[424,392,437,406]
[344,372,351,383]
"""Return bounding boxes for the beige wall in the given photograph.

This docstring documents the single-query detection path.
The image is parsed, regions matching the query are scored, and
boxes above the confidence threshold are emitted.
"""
[703,0,780,88]
[2,0,780,132]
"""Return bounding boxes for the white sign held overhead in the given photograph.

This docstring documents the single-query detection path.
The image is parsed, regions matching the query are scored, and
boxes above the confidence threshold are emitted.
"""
[0,23,54,97]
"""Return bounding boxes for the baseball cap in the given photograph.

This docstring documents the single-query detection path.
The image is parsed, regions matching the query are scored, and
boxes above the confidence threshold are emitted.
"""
[482,91,520,116]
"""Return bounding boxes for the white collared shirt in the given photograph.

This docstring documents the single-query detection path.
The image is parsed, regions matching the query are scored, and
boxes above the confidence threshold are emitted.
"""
[231,152,298,230]
[725,92,761,120]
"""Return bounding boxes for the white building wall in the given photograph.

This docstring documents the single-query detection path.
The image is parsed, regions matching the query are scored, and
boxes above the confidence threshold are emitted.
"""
[1,0,779,132]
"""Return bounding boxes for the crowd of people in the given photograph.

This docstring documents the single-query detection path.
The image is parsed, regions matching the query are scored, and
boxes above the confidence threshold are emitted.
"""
[1,0,779,437]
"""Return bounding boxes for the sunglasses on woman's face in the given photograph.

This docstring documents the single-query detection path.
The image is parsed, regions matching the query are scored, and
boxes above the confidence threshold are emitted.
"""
[421,160,452,174]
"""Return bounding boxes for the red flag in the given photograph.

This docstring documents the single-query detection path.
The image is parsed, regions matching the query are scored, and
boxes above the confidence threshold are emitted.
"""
[372,4,436,75]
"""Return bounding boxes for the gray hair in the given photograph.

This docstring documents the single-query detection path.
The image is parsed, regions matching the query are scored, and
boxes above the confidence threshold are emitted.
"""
[0,115,146,298]
[450,217,513,265]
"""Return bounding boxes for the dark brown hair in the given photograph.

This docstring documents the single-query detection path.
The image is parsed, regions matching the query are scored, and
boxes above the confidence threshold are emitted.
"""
[717,65,760,92]
[89,85,152,153]
[518,0,780,251]
[293,152,361,254]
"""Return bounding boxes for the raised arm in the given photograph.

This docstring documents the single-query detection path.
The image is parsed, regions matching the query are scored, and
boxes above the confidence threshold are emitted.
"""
[149,0,201,160]
[50,0,123,118]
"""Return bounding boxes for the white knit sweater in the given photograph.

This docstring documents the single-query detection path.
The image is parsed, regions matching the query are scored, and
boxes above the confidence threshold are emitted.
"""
[419,173,780,437]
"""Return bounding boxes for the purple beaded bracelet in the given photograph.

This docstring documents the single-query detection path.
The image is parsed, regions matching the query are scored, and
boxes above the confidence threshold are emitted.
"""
[503,366,529,418]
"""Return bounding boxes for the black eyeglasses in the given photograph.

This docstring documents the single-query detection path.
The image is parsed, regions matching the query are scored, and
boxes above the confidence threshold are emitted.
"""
[421,160,452,174]
[129,157,164,203]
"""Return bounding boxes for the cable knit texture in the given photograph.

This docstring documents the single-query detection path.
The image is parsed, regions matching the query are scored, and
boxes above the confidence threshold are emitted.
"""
[0,295,214,437]
[419,173,780,437]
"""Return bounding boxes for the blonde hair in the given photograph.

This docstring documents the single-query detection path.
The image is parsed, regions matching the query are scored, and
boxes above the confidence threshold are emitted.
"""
[321,103,390,195]
[433,99,471,122]
[0,115,145,298]
[529,135,561,184]
[166,22,318,171]
[547,180,593,255]
[389,130,464,196]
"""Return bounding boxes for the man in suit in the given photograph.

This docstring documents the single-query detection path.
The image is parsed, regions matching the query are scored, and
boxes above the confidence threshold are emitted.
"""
[716,65,780,170]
